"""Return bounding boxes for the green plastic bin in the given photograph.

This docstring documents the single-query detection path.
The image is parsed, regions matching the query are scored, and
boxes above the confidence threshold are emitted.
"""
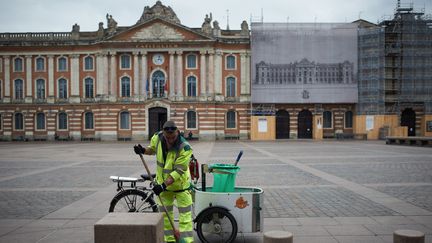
[210,164,240,192]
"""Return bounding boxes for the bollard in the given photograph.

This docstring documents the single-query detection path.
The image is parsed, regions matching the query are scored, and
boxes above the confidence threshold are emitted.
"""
[263,230,293,243]
[394,229,425,243]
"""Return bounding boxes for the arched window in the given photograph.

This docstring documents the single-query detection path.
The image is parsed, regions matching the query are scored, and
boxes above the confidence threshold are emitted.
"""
[226,55,236,70]
[14,113,24,130]
[58,57,67,71]
[323,111,332,128]
[58,78,68,99]
[187,110,197,129]
[187,76,197,97]
[186,54,197,69]
[36,113,45,130]
[120,111,130,129]
[36,79,45,99]
[345,111,353,128]
[58,112,68,130]
[14,57,23,72]
[85,112,94,130]
[14,79,23,99]
[226,77,236,97]
[120,54,131,69]
[121,77,131,97]
[85,78,94,98]
[152,71,165,98]
[36,57,45,71]
[84,56,93,70]
[227,110,236,128]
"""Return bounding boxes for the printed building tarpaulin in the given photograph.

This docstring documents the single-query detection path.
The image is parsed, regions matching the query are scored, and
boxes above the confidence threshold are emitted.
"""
[251,22,358,104]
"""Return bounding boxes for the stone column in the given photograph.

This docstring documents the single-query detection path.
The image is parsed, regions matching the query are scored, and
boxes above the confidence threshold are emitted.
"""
[102,53,109,97]
[214,49,223,100]
[96,53,107,98]
[240,52,247,95]
[176,51,183,98]
[141,51,148,100]
[70,54,80,103]
[169,51,175,99]
[207,51,214,99]
[245,51,251,95]
[133,52,139,99]
[109,52,117,101]
[3,56,10,102]
[200,50,207,99]
[47,55,55,103]
[25,55,32,103]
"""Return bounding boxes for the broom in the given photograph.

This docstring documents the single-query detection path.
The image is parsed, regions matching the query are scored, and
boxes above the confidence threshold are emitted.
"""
[138,154,186,243]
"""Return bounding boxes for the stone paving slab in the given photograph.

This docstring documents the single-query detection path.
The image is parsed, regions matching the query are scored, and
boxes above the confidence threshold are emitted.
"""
[0,140,431,243]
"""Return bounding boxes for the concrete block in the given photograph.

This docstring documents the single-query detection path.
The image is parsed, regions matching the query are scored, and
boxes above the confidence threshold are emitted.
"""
[264,230,293,243]
[394,229,425,243]
[94,213,164,243]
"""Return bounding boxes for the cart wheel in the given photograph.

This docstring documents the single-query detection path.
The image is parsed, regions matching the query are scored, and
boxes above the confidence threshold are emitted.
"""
[195,207,237,243]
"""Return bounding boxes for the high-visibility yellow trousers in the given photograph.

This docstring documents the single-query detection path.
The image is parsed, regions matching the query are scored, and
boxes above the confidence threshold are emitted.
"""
[157,190,194,243]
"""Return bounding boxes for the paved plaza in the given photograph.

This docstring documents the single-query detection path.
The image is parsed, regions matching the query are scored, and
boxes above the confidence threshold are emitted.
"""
[0,140,431,243]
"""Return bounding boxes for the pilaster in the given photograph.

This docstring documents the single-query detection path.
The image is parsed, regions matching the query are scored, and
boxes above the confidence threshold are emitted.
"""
[25,55,32,103]
[4,56,10,102]
[169,51,175,98]
[70,54,80,103]
[47,55,55,103]
[200,50,207,100]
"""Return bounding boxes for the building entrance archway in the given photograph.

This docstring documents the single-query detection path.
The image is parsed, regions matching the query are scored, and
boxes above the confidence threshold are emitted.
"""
[148,107,167,139]
[298,109,313,139]
[276,110,290,139]
[401,108,416,136]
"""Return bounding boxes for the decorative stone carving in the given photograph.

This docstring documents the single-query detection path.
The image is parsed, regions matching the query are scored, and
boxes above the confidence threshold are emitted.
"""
[213,21,221,36]
[137,1,180,24]
[131,23,184,40]
[106,14,117,34]
[201,13,212,35]
[240,20,249,36]
[97,22,104,39]
[71,23,80,40]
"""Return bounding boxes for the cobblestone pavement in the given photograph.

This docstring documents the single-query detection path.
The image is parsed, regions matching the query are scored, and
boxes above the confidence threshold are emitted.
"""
[0,140,431,243]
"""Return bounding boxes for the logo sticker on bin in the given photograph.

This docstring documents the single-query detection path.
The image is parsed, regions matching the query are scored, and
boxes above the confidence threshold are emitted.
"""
[235,196,249,209]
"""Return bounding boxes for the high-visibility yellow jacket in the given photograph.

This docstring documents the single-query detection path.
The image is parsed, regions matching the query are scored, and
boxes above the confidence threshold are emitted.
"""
[149,132,192,191]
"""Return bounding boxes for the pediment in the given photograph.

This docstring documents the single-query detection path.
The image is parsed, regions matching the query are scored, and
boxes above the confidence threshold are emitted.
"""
[109,19,210,42]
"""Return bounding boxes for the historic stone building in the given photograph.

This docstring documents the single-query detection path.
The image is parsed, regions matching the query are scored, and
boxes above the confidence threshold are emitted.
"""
[0,1,251,141]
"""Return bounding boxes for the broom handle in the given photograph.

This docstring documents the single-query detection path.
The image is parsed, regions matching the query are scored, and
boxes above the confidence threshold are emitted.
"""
[138,154,179,242]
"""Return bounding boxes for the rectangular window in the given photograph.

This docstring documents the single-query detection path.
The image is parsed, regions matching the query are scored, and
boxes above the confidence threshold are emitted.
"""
[15,113,23,130]
[186,55,197,69]
[227,111,236,128]
[120,55,131,69]
[58,113,67,130]
[85,78,94,98]
[323,111,332,128]
[36,58,45,71]
[345,111,353,128]
[58,57,67,71]
[187,111,197,129]
[14,58,23,72]
[36,113,45,130]
[15,79,23,99]
[120,112,130,129]
[226,55,236,69]
[36,80,45,99]
[84,56,94,70]
[0,114,2,130]
[85,113,94,129]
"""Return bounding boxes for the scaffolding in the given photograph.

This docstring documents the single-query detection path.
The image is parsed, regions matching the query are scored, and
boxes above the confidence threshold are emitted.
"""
[358,2,432,115]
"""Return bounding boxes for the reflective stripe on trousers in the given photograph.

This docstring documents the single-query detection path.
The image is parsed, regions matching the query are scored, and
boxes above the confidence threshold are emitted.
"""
[157,190,194,243]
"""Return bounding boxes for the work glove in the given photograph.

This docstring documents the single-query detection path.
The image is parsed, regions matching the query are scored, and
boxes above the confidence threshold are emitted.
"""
[133,144,146,155]
[152,183,167,196]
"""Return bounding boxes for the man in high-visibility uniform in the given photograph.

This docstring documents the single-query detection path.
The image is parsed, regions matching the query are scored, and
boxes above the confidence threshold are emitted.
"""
[134,120,194,243]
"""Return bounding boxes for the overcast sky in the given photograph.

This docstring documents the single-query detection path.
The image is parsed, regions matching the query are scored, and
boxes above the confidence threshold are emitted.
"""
[1,0,431,32]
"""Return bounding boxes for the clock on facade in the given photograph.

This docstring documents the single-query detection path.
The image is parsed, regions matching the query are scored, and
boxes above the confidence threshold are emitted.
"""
[152,54,165,65]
